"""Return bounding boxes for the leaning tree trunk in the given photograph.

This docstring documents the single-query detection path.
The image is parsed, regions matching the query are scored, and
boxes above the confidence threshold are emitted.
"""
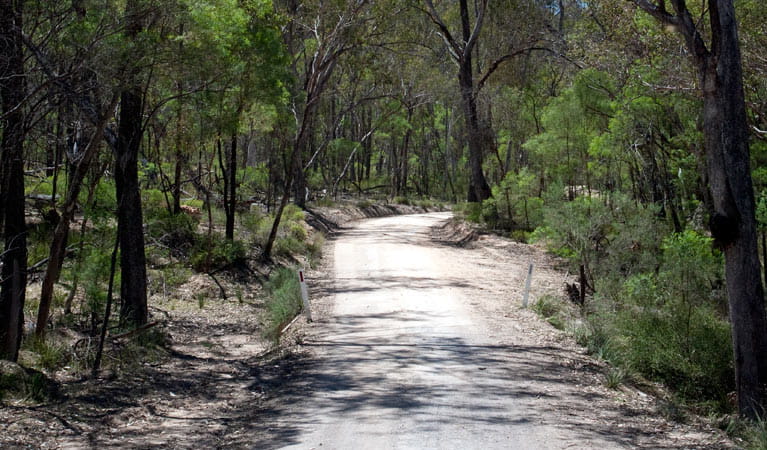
[701,1,767,418]
[0,0,27,361]
[36,119,111,338]
[116,0,148,327]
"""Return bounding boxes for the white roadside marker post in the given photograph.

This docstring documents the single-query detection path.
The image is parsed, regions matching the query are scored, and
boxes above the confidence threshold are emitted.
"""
[299,269,312,322]
[522,263,534,308]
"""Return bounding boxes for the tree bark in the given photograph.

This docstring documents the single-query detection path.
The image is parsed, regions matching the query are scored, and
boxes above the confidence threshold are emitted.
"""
[702,1,767,418]
[0,0,27,361]
[116,0,148,327]
[220,133,237,240]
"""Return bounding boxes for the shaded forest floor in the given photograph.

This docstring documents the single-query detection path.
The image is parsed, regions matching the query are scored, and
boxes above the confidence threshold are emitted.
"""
[0,202,737,448]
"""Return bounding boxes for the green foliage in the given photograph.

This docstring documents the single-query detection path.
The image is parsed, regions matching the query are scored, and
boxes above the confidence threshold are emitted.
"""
[283,204,305,222]
[393,196,410,205]
[262,267,302,340]
[273,236,304,257]
[24,336,68,371]
[454,202,483,223]
[142,189,168,216]
[604,367,628,390]
[588,230,731,405]
[0,367,52,403]
[79,241,119,321]
[531,295,567,330]
[146,209,199,250]
[191,237,247,272]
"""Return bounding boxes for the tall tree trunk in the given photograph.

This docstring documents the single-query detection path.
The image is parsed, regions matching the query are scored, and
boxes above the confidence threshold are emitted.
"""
[458,0,491,203]
[0,0,27,361]
[702,1,767,418]
[116,0,148,327]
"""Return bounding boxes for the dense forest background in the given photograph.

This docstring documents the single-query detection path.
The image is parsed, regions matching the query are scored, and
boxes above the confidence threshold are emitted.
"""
[2,0,767,425]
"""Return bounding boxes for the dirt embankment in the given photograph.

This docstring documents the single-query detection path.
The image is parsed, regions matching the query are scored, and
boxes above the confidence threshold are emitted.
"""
[304,203,449,234]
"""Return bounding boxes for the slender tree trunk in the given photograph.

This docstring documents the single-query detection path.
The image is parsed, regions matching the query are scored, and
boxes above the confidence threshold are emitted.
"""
[458,0,491,203]
[36,120,110,337]
[0,0,26,361]
[221,133,237,240]
[116,0,148,327]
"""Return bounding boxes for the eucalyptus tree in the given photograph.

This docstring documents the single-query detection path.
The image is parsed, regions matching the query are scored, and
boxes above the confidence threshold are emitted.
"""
[264,0,375,259]
[423,0,559,202]
[0,0,27,361]
[628,0,767,418]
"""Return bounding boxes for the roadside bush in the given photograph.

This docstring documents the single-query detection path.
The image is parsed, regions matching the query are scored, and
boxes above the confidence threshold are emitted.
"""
[588,230,731,406]
[273,236,305,257]
[283,204,305,222]
[262,267,302,340]
[455,202,482,223]
[393,196,410,205]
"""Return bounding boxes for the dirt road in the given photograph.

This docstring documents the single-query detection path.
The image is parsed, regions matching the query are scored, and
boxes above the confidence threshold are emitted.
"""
[4,212,730,448]
[257,213,729,449]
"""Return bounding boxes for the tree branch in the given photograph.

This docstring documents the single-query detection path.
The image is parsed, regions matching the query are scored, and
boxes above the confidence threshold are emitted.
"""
[477,47,582,92]
[463,0,488,58]
[630,0,679,25]
[424,0,462,60]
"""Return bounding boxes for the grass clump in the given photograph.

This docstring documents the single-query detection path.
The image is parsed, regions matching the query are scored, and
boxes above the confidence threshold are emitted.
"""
[262,267,303,341]
[531,295,568,330]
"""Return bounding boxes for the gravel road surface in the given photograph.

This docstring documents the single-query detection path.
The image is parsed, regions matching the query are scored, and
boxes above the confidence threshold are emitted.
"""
[264,212,728,449]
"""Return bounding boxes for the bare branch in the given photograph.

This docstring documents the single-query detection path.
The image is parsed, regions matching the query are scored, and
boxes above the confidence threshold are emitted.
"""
[464,0,488,58]
[424,0,462,60]
[477,47,583,92]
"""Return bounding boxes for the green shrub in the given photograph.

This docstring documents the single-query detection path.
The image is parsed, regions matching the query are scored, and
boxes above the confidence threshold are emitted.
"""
[273,236,305,257]
[455,202,482,223]
[532,295,562,319]
[531,295,568,330]
[356,199,373,209]
[146,209,198,250]
[289,222,307,241]
[393,196,410,205]
[25,336,68,371]
[191,237,247,272]
[142,189,168,215]
[589,230,731,405]
[605,367,628,389]
[182,199,204,210]
[263,267,303,340]
[241,209,265,234]
[312,196,335,207]
[283,204,305,222]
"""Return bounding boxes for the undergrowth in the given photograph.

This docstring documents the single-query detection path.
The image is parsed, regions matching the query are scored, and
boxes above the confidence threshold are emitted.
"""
[262,267,303,341]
